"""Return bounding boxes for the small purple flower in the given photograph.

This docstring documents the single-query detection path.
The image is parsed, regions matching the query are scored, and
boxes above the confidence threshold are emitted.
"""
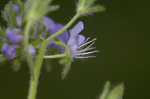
[1,43,16,59]
[13,4,19,12]
[16,15,22,26]
[43,17,98,61]
[1,43,9,54]
[42,16,56,32]
[42,16,69,44]
[28,45,36,55]
[42,16,69,51]
[67,21,98,60]
[5,28,23,44]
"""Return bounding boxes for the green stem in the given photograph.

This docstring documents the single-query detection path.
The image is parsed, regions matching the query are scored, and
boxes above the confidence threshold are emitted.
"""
[44,53,66,59]
[45,13,80,43]
[27,77,39,99]
[27,13,80,99]
[44,40,71,59]
[24,21,34,74]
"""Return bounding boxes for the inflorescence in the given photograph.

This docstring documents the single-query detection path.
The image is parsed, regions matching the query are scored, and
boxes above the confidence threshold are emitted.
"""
[1,3,98,62]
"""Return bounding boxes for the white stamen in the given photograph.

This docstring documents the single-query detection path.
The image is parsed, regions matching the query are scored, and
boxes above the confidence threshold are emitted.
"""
[85,37,90,42]
[76,50,99,56]
[77,47,96,53]
[78,40,95,50]
[79,38,96,48]
[75,56,96,59]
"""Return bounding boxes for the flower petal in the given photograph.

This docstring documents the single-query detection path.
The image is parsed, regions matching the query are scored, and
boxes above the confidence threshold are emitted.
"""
[69,21,84,36]
[5,28,23,44]
[1,43,9,54]
[78,35,86,45]
[55,24,69,44]
[5,45,16,59]
[42,16,56,31]
[29,45,36,55]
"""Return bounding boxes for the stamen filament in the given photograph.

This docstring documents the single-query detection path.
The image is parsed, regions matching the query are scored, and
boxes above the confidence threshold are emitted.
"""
[76,50,99,56]
[79,38,96,48]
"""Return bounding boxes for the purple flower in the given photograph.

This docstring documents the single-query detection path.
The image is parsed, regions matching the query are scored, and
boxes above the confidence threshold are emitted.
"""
[42,17,98,61]
[42,16,69,50]
[1,43,16,59]
[1,43,9,54]
[28,45,36,55]
[67,21,98,60]
[42,16,56,32]
[13,4,19,12]
[5,28,23,44]
[42,16,69,44]
[16,15,22,26]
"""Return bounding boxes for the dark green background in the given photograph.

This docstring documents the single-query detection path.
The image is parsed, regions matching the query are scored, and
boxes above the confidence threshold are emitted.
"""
[0,0,150,99]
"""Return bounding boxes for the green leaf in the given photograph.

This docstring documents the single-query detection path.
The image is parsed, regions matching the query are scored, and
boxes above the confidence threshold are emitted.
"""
[86,0,96,8]
[99,81,111,99]
[61,61,71,79]
[106,83,124,99]
[87,5,105,14]
[32,39,43,46]
[78,0,86,9]
[12,59,21,72]
[77,0,105,16]
[60,55,72,79]
[0,27,6,37]
[45,5,60,13]
[0,55,6,63]
[2,3,12,26]
[26,0,53,22]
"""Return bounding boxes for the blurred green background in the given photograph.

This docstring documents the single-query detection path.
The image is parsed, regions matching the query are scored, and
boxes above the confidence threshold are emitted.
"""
[0,0,150,99]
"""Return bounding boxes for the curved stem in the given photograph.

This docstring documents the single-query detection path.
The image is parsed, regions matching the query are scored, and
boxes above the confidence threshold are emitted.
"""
[27,13,80,99]
[45,13,80,43]
[44,41,71,59]
[44,53,66,59]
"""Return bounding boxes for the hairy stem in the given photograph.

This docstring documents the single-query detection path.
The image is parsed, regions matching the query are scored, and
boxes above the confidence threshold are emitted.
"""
[27,13,80,99]
[44,41,71,59]
[24,21,34,74]
[44,53,67,59]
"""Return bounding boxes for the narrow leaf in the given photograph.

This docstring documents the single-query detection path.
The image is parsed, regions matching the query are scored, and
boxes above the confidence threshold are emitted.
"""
[61,61,71,79]
[12,59,21,72]
[99,81,111,99]
[88,5,105,13]
[107,83,124,99]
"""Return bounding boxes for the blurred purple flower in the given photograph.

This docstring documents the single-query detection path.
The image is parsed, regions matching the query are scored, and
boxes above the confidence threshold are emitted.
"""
[28,45,36,55]
[13,4,19,12]
[42,16,56,32]
[1,43,9,54]
[16,15,22,26]
[1,43,16,59]
[5,28,23,44]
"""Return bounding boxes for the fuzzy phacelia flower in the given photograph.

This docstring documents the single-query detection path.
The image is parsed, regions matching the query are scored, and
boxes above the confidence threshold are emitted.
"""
[67,21,98,60]
[28,45,36,55]
[42,16,69,44]
[1,43,16,59]
[42,16,69,51]
[13,4,19,12]
[42,16,98,61]
[5,28,23,44]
